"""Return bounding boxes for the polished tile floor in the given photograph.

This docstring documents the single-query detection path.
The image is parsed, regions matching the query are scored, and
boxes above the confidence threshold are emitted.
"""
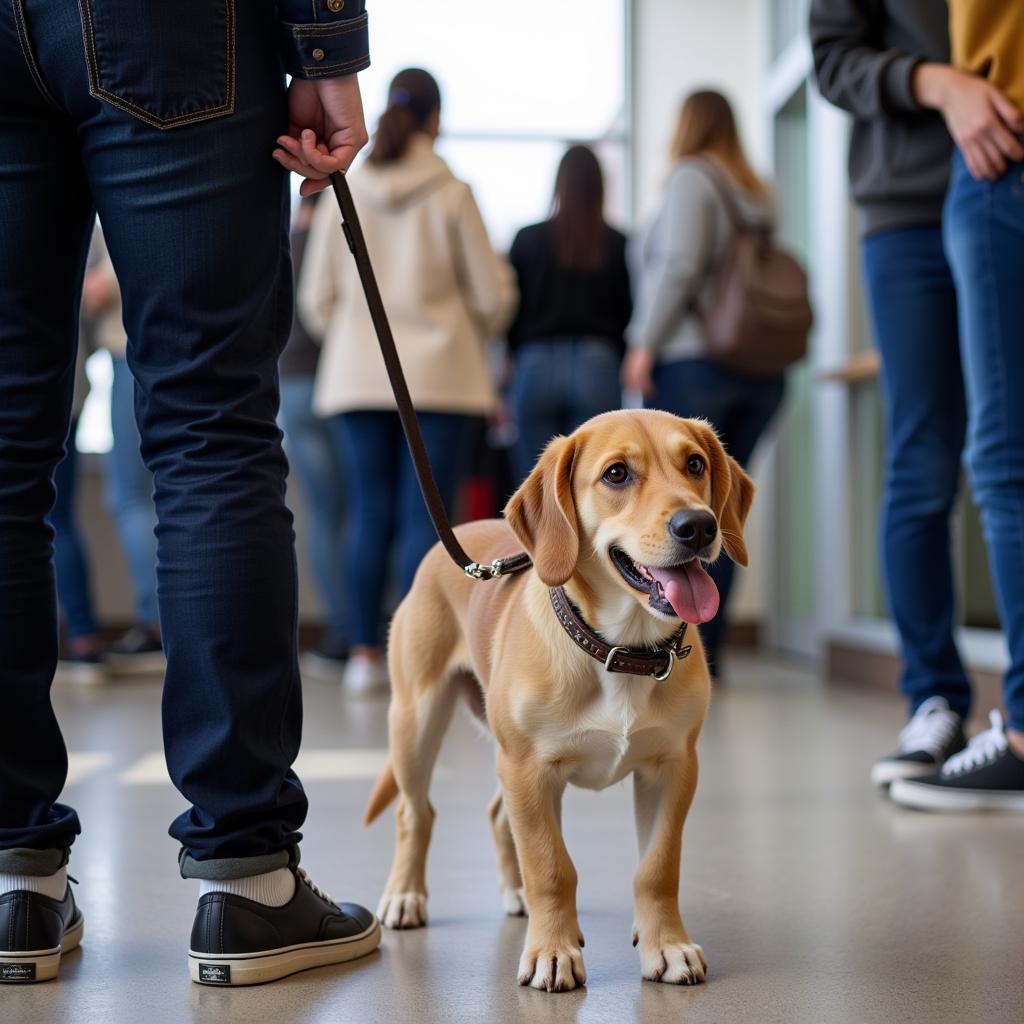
[7,655,1023,1024]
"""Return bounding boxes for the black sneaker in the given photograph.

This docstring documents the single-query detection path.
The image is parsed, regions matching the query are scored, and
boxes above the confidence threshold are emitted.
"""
[299,642,349,683]
[188,866,381,986]
[890,710,1024,812]
[105,627,165,677]
[870,696,966,787]
[54,650,107,686]
[0,883,84,983]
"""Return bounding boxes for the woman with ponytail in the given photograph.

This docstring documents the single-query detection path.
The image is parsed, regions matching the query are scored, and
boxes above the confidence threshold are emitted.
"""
[299,68,516,695]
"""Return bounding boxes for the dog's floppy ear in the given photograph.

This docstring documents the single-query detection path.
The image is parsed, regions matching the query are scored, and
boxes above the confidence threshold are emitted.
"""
[505,434,579,586]
[696,422,755,568]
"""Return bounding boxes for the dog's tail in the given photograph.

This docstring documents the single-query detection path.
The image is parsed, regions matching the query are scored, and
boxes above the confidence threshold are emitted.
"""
[364,759,399,825]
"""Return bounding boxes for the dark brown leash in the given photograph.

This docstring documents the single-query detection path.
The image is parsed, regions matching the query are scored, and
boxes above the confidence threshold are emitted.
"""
[327,171,531,582]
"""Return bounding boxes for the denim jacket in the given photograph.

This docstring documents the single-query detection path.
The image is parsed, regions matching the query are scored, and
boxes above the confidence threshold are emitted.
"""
[76,0,369,130]
[279,0,370,80]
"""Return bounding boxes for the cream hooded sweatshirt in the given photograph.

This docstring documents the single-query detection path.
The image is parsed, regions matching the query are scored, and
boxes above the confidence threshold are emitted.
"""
[300,134,516,417]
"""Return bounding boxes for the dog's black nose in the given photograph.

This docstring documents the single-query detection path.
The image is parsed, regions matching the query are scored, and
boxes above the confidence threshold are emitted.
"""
[667,510,718,552]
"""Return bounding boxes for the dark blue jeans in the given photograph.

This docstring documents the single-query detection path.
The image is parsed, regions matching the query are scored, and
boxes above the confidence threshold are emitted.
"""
[50,419,99,640]
[332,410,476,648]
[0,0,305,878]
[862,225,971,720]
[944,150,1024,733]
[511,337,623,480]
[647,357,784,668]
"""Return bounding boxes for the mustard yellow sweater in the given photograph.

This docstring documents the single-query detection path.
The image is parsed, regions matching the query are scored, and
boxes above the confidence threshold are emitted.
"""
[950,0,1024,113]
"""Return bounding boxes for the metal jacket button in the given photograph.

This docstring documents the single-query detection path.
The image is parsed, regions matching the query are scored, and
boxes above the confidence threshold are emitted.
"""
[312,48,326,61]
[327,0,344,11]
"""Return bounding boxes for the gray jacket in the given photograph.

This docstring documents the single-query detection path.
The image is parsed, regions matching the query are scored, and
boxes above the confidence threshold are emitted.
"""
[627,158,773,363]
[810,0,952,236]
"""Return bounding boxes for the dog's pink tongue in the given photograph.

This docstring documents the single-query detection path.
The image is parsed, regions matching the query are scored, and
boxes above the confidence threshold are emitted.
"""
[648,562,720,623]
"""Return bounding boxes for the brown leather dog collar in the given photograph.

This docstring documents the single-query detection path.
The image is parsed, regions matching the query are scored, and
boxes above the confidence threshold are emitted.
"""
[549,587,692,681]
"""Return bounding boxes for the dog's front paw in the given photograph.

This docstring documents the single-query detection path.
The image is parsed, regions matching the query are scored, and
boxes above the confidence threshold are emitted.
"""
[517,940,586,992]
[501,886,527,917]
[377,891,428,929]
[636,938,707,985]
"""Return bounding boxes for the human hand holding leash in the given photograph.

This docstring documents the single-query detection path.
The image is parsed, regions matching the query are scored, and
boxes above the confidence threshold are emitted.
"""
[273,76,368,195]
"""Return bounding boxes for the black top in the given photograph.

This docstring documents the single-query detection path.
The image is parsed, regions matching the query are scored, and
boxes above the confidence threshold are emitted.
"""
[809,0,952,236]
[279,226,321,378]
[506,220,632,357]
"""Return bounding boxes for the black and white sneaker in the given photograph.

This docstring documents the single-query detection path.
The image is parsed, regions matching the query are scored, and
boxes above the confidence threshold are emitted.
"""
[105,627,165,677]
[54,650,107,686]
[0,883,84,983]
[870,696,966,787]
[189,866,381,986]
[890,710,1024,812]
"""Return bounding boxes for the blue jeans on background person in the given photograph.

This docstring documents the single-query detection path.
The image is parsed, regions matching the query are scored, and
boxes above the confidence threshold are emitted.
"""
[105,356,159,630]
[50,418,99,641]
[647,357,784,671]
[511,337,623,481]
[862,225,971,721]
[944,149,1024,734]
[0,0,306,878]
[332,410,477,649]
[279,376,349,652]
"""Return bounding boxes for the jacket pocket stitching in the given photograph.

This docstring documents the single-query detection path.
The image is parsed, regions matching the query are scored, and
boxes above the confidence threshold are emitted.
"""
[11,0,60,110]
[77,0,236,130]
[285,13,367,35]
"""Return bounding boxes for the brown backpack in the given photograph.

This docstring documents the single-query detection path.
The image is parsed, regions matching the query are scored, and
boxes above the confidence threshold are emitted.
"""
[696,161,813,376]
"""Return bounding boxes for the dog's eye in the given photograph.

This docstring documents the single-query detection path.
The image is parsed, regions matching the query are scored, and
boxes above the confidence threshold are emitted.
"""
[687,454,706,477]
[602,462,630,486]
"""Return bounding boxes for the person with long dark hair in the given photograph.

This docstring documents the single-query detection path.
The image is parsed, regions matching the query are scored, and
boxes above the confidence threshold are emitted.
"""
[300,68,515,695]
[507,145,631,480]
[624,90,781,679]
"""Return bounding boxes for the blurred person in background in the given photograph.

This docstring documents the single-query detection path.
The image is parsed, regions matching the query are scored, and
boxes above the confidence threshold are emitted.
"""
[622,89,781,679]
[279,196,350,683]
[50,347,104,685]
[506,144,631,481]
[812,0,969,789]
[887,0,1024,811]
[81,230,164,675]
[299,68,516,696]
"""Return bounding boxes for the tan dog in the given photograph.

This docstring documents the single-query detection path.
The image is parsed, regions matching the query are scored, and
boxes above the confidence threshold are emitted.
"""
[364,409,754,991]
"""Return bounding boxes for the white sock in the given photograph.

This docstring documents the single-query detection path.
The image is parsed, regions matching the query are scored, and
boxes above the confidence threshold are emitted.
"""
[0,866,68,900]
[199,867,296,907]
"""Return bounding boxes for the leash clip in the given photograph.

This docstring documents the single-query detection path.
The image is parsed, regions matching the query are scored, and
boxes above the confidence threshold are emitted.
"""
[463,558,505,581]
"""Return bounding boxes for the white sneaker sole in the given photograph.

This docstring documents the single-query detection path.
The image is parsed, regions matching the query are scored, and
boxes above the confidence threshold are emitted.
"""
[0,913,84,983]
[870,759,938,788]
[189,918,381,986]
[890,778,1024,812]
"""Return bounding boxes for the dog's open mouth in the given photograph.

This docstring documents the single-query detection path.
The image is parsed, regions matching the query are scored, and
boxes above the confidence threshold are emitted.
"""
[610,547,720,624]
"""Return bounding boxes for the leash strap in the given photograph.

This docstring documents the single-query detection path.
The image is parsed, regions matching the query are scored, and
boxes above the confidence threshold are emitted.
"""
[327,171,531,582]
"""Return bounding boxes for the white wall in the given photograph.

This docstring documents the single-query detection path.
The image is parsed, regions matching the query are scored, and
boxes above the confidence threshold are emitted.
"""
[630,0,771,624]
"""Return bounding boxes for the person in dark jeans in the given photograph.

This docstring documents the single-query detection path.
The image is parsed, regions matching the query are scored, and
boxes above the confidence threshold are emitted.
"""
[890,0,1024,811]
[623,90,782,678]
[812,0,1024,800]
[0,0,379,986]
[507,145,631,480]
